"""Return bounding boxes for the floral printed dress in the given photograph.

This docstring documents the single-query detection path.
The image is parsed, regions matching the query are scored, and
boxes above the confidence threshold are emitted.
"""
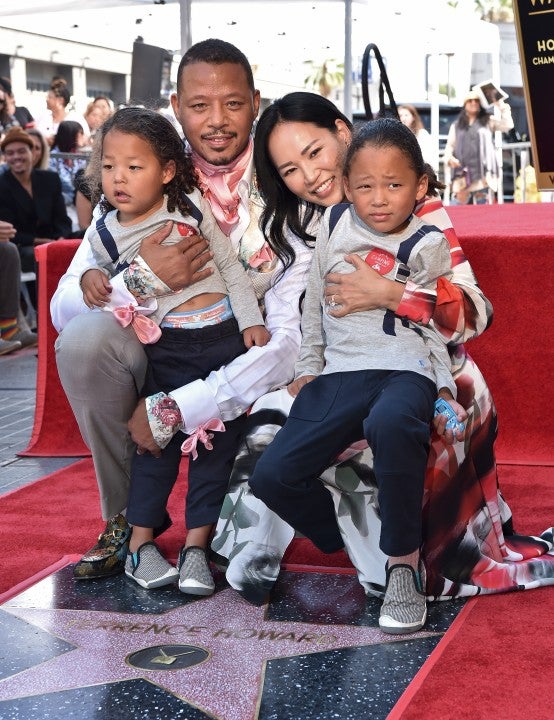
[211,197,554,604]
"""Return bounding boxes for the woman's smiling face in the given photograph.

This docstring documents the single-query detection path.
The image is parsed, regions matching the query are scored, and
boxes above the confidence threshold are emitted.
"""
[267,119,351,207]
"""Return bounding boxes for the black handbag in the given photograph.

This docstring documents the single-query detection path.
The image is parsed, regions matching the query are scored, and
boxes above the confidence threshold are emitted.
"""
[360,43,399,121]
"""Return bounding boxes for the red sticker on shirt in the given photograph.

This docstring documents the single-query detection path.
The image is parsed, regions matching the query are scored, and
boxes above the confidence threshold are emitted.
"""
[364,249,395,275]
[176,222,198,237]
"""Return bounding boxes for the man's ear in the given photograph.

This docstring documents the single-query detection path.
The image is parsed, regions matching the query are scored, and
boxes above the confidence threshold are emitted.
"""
[162,160,177,185]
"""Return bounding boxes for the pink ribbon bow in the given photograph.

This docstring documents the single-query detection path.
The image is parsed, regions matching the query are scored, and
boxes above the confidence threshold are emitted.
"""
[113,304,162,344]
[181,419,226,460]
[248,242,276,269]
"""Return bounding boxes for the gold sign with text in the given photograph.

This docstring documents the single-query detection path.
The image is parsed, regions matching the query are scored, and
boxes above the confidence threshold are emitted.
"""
[514,0,554,190]
[513,0,554,189]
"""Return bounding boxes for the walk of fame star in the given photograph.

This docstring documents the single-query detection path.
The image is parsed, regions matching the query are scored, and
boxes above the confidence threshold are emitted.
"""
[0,563,463,720]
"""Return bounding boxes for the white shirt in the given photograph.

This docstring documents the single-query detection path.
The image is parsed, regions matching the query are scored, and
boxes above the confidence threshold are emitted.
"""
[35,110,89,140]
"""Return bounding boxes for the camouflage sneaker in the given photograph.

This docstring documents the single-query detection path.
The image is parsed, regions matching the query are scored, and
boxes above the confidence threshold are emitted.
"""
[379,561,427,635]
[73,514,131,580]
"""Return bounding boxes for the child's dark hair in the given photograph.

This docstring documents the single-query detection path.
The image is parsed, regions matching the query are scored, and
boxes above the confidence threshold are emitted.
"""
[85,106,198,215]
[344,117,444,196]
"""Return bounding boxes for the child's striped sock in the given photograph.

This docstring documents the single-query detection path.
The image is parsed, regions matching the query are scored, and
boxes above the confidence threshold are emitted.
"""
[0,317,18,340]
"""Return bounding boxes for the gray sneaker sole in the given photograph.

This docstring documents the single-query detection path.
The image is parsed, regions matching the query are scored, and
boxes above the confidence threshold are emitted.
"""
[125,566,179,590]
[178,578,215,596]
[379,607,427,635]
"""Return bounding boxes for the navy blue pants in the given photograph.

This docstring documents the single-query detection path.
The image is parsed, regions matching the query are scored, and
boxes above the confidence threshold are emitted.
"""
[249,370,436,557]
[127,318,247,530]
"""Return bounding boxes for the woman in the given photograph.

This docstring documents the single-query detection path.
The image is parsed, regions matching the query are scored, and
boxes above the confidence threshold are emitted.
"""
[0,88,19,139]
[398,104,433,165]
[35,78,88,147]
[27,128,51,170]
[83,97,113,147]
[0,127,71,300]
[212,91,553,605]
[444,90,513,205]
[91,95,114,121]
[0,76,34,131]
[49,120,88,206]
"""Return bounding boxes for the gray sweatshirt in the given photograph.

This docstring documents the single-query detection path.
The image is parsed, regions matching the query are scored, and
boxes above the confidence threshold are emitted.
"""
[87,189,263,331]
[296,204,456,396]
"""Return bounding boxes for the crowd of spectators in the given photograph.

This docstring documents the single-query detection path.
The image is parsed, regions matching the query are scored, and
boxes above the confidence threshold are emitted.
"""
[0,76,115,355]
[0,72,184,356]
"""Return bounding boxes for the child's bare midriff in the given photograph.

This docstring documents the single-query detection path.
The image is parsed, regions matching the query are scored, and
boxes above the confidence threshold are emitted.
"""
[172,292,226,313]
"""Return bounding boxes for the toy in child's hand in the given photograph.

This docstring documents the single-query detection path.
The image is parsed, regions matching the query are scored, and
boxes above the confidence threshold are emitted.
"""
[434,398,466,433]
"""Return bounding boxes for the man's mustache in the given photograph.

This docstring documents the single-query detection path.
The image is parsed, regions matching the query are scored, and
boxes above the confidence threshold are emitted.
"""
[201,131,237,139]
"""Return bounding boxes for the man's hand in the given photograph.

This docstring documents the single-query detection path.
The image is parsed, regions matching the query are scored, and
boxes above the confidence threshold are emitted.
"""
[287,374,316,397]
[80,269,112,308]
[128,398,162,458]
[139,221,213,292]
[0,220,16,242]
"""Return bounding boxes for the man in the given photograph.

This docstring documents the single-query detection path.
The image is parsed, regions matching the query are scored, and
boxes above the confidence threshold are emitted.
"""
[51,39,310,582]
[0,220,37,354]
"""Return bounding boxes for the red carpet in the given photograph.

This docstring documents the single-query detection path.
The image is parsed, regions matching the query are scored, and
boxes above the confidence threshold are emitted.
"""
[446,204,553,466]
[390,586,554,720]
[19,240,90,457]
[6,460,548,596]
[389,465,554,720]
[0,458,351,596]
[1,461,552,719]
[21,205,553,465]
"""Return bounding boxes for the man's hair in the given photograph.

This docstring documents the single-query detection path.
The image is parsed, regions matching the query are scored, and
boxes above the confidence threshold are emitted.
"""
[177,38,255,94]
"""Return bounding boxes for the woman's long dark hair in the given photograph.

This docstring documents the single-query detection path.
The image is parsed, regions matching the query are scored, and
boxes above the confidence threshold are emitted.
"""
[53,120,83,152]
[456,105,491,129]
[254,91,352,272]
[85,106,198,216]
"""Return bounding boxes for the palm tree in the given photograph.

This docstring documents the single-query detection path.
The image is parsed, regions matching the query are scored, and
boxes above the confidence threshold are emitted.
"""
[303,59,344,98]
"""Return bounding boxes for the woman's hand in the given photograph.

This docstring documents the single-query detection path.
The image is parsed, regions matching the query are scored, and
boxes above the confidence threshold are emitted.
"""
[324,254,404,317]
[287,374,316,397]
[80,269,112,308]
[139,221,213,292]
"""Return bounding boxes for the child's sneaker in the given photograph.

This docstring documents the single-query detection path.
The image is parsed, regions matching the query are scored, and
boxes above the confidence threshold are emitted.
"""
[125,541,179,589]
[177,546,215,596]
[378,561,427,635]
